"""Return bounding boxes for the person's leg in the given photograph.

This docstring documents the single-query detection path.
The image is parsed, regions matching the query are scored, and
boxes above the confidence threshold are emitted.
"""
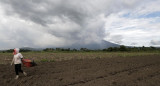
[18,64,23,73]
[18,64,27,76]
[14,64,19,79]
[15,64,19,75]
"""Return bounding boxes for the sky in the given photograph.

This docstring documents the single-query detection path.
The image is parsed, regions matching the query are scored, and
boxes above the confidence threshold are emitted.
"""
[0,0,160,49]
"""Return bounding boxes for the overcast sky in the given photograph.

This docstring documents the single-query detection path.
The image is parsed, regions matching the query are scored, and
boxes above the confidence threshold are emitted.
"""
[0,0,160,49]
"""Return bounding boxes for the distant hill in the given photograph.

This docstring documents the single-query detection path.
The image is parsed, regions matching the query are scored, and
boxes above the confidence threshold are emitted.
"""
[19,40,120,50]
[20,47,43,51]
[64,40,120,49]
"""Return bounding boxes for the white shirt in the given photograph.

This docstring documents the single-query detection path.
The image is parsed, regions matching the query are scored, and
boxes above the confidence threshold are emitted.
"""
[13,53,23,64]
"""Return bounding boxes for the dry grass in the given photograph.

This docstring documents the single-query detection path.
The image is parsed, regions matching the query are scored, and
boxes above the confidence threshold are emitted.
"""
[0,52,160,64]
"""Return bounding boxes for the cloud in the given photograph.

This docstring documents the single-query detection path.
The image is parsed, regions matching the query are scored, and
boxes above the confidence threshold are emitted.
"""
[104,32,123,44]
[150,40,160,45]
[0,0,119,49]
[1,0,111,26]
[104,0,160,47]
[0,0,160,49]
[130,42,138,45]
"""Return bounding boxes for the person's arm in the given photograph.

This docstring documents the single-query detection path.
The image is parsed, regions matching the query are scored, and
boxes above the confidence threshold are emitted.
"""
[11,57,14,66]
[19,53,24,63]
[19,53,23,60]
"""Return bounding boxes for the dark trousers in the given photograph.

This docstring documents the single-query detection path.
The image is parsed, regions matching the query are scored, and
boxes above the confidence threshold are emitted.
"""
[15,64,23,75]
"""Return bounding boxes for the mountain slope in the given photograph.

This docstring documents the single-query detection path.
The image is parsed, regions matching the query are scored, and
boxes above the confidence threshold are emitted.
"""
[66,40,120,49]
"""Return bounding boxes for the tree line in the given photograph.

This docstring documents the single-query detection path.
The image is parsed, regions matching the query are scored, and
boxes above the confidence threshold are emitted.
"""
[1,46,160,53]
[0,49,31,53]
[43,46,160,52]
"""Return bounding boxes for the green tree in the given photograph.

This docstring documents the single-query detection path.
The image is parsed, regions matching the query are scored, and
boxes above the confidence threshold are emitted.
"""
[119,45,127,51]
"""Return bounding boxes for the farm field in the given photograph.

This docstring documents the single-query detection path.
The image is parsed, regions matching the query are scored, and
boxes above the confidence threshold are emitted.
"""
[0,52,160,86]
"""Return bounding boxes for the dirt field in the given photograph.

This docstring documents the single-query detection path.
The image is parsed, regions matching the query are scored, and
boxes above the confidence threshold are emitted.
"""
[0,55,160,86]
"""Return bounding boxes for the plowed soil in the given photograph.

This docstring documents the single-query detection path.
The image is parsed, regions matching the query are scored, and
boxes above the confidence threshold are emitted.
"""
[0,55,160,86]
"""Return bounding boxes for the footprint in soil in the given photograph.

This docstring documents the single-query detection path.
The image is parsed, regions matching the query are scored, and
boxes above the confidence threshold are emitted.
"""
[128,70,138,75]
[5,78,12,83]
[72,77,75,79]
[112,81,117,85]
[28,76,33,79]
[2,75,6,78]
[58,78,63,81]
[109,72,117,75]
[137,77,143,81]
[22,80,27,83]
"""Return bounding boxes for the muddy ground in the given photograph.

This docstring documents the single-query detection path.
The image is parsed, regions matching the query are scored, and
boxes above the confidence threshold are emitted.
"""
[0,55,160,86]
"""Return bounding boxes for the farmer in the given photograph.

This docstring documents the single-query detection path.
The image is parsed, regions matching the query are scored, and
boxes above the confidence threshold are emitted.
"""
[11,48,27,79]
